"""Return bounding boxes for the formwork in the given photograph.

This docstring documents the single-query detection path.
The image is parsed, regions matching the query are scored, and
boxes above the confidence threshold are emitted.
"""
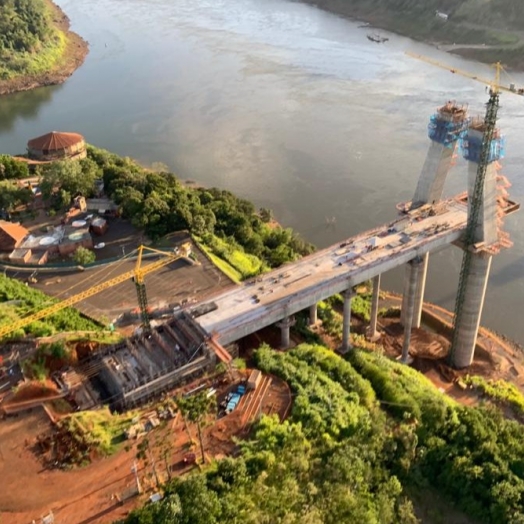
[98,311,218,410]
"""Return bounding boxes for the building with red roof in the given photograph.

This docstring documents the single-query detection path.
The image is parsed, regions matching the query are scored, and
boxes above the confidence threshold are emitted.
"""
[27,131,87,161]
[0,220,29,251]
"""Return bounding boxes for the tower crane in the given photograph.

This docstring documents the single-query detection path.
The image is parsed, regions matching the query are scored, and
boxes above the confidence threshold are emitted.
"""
[0,242,193,340]
[406,52,523,367]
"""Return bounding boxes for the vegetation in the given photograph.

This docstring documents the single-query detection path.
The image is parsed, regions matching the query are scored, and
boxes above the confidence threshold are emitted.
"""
[73,246,96,265]
[0,274,101,340]
[464,374,524,418]
[176,391,217,463]
[22,341,68,380]
[0,155,29,179]
[0,179,32,212]
[40,158,101,209]
[123,343,524,524]
[56,408,138,464]
[0,0,67,81]
[83,146,313,274]
[306,0,524,68]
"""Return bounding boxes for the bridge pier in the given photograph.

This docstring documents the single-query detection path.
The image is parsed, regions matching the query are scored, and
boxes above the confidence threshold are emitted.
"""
[401,257,423,363]
[340,289,356,354]
[401,253,429,328]
[413,253,429,329]
[309,303,318,326]
[451,254,492,368]
[367,275,381,341]
[277,316,296,349]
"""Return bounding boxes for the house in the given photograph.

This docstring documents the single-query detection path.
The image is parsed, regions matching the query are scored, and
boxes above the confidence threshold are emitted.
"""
[0,221,29,251]
[27,131,87,161]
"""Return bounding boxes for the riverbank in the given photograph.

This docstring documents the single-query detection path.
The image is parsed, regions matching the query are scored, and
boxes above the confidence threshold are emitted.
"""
[302,0,524,70]
[0,0,88,97]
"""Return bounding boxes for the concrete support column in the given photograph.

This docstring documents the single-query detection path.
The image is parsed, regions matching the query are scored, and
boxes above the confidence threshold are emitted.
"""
[413,253,429,329]
[340,289,356,354]
[401,257,423,363]
[400,264,412,326]
[451,254,492,369]
[276,316,296,349]
[309,303,318,326]
[367,275,381,340]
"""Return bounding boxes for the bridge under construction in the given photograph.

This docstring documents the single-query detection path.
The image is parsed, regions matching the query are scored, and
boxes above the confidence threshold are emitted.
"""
[194,98,519,369]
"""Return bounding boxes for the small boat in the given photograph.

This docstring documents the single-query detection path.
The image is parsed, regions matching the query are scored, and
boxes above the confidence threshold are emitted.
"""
[367,33,389,43]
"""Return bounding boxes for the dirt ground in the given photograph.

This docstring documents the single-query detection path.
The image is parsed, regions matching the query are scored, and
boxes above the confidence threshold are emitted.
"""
[0,409,141,524]
[0,0,89,97]
[0,369,291,524]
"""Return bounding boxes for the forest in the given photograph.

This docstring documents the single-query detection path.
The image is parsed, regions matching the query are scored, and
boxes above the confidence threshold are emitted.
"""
[85,146,314,275]
[122,344,524,524]
[0,0,65,81]
[305,0,524,68]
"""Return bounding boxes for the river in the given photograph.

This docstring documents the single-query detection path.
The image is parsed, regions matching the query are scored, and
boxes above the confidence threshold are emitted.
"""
[1,0,523,343]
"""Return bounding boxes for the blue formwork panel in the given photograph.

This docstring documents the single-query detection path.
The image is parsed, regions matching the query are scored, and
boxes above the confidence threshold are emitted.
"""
[461,134,505,163]
[427,114,468,147]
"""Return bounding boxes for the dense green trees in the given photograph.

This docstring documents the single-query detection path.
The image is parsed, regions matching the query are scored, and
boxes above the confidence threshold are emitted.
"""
[0,154,29,179]
[123,344,524,524]
[0,0,65,81]
[86,146,313,271]
[0,0,51,54]
[40,158,101,208]
[0,180,31,212]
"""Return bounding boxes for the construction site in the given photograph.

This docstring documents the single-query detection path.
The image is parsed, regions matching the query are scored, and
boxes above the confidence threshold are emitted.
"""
[0,48,524,523]
[95,311,225,411]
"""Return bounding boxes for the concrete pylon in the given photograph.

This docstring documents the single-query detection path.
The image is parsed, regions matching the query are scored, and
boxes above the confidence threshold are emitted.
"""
[309,303,318,326]
[451,118,503,368]
[450,254,492,368]
[276,316,296,349]
[412,102,468,208]
[367,275,381,341]
[340,289,356,354]
[413,253,429,329]
[401,257,423,363]
[465,128,500,246]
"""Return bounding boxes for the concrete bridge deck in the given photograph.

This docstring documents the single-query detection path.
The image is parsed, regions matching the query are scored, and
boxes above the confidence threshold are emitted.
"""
[196,197,469,346]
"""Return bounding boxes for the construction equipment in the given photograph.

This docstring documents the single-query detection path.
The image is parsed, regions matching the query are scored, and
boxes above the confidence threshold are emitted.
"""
[0,242,193,339]
[406,52,522,366]
[405,52,524,96]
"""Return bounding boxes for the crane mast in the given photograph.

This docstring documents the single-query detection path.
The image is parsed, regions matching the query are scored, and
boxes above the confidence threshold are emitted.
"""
[405,51,522,367]
[449,91,499,364]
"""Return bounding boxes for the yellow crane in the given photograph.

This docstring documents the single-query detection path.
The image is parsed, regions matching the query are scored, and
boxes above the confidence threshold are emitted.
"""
[406,51,522,367]
[0,242,193,340]
[405,52,524,96]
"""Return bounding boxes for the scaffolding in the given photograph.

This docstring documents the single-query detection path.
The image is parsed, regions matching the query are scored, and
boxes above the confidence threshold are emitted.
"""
[427,102,469,147]
[461,119,505,164]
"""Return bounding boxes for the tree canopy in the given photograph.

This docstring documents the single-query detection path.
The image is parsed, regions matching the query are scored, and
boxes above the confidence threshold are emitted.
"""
[123,344,524,524]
